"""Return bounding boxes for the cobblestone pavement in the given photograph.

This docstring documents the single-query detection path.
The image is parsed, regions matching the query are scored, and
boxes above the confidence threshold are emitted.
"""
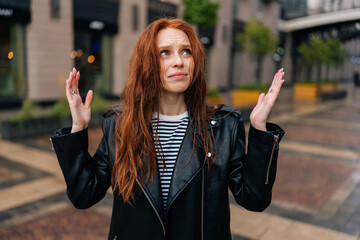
[0,87,360,239]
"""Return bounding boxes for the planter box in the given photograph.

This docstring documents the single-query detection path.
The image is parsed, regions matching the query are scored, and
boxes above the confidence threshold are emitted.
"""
[320,83,338,93]
[232,89,259,107]
[1,114,103,140]
[293,83,319,101]
[294,83,343,102]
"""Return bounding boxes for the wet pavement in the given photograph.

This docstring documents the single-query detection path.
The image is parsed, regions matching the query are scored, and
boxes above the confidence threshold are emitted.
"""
[0,86,360,239]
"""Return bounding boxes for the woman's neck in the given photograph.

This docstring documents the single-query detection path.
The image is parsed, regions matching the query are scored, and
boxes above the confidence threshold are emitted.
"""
[159,93,187,116]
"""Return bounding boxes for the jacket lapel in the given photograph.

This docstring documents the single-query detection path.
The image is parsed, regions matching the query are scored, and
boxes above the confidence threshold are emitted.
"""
[165,122,204,213]
[137,141,164,219]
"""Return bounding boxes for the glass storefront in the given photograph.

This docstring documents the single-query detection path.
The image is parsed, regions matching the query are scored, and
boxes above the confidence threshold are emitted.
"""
[0,22,26,98]
[73,32,112,95]
[73,0,118,96]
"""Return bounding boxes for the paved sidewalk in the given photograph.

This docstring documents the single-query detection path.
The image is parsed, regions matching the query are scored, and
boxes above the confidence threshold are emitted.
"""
[0,87,360,239]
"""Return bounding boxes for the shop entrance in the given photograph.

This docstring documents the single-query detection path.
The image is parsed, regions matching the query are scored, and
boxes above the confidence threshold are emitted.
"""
[0,22,26,98]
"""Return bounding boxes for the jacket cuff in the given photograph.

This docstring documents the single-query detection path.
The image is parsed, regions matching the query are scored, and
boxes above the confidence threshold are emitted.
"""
[50,127,89,157]
[249,122,285,145]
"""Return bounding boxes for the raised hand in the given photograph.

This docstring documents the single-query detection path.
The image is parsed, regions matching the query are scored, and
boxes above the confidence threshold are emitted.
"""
[65,68,93,133]
[249,68,285,131]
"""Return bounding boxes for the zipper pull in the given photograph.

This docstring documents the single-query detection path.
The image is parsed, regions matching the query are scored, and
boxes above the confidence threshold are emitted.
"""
[49,138,54,150]
[274,134,279,150]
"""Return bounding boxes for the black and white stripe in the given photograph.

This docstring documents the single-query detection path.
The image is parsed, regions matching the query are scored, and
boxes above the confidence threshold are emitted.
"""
[152,111,189,209]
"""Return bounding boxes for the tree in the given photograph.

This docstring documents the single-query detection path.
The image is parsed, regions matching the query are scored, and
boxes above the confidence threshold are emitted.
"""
[297,35,345,82]
[325,38,345,79]
[236,18,278,84]
[182,0,220,28]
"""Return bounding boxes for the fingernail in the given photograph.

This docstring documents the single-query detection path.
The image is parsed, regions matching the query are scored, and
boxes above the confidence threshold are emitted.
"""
[73,67,75,71]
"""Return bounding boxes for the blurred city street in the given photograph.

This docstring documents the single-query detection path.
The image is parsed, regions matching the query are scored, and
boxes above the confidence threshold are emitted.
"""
[0,86,359,240]
[1,0,360,239]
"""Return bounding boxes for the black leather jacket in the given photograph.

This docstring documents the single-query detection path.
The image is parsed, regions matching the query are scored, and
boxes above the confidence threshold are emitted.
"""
[51,105,284,240]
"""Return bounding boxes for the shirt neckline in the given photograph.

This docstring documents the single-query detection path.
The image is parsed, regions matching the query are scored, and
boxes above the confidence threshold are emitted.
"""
[152,111,189,121]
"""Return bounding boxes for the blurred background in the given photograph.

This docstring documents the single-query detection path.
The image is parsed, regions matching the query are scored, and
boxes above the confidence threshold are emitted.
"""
[0,0,359,239]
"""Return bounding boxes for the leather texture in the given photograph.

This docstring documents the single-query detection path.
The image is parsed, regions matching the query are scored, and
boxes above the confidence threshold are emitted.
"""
[51,105,285,240]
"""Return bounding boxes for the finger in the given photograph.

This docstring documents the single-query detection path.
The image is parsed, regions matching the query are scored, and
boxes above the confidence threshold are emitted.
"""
[271,69,285,94]
[66,71,72,94]
[268,69,282,93]
[65,77,72,102]
[270,78,284,103]
[84,90,93,108]
[257,92,265,104]
[274,68,283,84]
[75,71,80,89]
[72,68,79,89]
[70,71,78,93]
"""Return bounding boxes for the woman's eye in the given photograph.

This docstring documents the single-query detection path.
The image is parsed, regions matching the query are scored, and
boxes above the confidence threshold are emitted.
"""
[160,50,169,56]
[183,49,192,55]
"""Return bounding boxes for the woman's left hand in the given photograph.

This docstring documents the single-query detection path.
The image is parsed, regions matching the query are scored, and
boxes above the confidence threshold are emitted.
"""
[249,68,285,131]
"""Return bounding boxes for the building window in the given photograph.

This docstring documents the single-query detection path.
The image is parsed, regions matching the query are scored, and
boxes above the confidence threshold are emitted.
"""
[50,0,60,19]
[0,23,26,97]
[132,5,139,31]
[73,32,112,95]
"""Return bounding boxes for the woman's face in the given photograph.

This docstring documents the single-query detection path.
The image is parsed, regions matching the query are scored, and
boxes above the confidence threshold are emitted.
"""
[157,27,194,96]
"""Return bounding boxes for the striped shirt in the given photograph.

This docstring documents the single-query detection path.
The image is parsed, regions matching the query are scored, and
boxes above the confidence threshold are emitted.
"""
[152,111,189,209]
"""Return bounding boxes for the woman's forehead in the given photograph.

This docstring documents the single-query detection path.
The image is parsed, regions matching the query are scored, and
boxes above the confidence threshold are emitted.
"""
[157,28,191,48]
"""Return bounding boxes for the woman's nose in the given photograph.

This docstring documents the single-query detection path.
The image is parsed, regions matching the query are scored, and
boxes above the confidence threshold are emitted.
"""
[172,53,184,67]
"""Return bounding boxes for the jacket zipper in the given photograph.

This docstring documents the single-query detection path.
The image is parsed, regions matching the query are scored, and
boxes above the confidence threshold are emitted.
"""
[136,178,166,236]
[265,134,279,185]
[201,166,205,240]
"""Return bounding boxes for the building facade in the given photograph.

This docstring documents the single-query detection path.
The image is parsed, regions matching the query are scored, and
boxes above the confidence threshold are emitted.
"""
[279,0,360,84]
[0,0,281,108]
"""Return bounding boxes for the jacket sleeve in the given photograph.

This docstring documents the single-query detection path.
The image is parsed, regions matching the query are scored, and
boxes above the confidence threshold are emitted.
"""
[228,115,285,212]
[50,119,112,209]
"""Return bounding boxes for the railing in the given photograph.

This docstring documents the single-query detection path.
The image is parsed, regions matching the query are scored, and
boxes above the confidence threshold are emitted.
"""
[281,0,360,20]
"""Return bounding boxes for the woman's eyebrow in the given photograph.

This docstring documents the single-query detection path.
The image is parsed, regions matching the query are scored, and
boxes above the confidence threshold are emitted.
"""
[158,43,192,49]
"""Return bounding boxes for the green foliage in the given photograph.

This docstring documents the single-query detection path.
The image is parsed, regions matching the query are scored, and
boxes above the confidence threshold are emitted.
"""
[236,18,278,56]
[92,95,110,114]
[49,94,110,118]
[207,88,219,97]
[49,98,71,118]
[182,0,220,28]
[326,38,345,68]
[236,84,270,92]
[10,99,39,122]
[297,35,328,67]
[297,35,345,68]
[298,79,337,84]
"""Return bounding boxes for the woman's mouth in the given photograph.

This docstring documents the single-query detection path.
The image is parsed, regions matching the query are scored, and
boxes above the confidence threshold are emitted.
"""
[169,73,188,79]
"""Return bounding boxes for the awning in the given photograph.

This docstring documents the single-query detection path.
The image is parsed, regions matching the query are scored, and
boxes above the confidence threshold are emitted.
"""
[73,0,119,34]
[0,0,31,24]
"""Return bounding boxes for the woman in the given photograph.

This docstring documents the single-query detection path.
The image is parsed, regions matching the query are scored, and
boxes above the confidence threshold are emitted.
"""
[51,18,285,240]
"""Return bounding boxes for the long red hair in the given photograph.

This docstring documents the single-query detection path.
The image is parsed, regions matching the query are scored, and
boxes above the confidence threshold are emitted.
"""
[112,18,217,203]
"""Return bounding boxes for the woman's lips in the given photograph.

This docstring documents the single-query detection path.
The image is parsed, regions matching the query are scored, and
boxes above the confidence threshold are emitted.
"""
[169,73,188,79]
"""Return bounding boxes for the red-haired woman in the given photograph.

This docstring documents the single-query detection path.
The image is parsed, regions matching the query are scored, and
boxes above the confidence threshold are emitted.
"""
[51,18,285,240]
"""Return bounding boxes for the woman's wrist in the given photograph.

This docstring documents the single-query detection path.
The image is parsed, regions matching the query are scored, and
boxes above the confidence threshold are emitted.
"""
[250,121,266,132]
[71,124,87,133]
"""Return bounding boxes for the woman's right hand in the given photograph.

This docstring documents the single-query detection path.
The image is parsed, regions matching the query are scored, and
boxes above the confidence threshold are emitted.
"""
[66,68,93,133]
